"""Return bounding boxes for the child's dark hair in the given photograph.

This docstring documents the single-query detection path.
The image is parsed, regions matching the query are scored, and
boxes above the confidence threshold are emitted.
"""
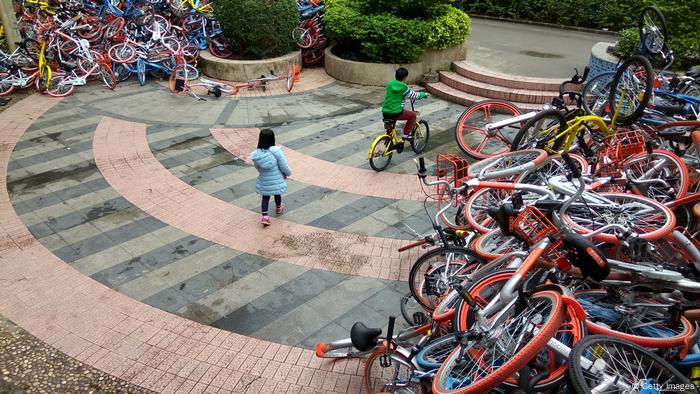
[395,67,409,81]
[257,129,276,149]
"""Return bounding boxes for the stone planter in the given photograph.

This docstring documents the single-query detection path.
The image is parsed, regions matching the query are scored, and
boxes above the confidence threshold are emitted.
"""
[199,50,302,81]
[325,42,468,86]
[588,42,619,79]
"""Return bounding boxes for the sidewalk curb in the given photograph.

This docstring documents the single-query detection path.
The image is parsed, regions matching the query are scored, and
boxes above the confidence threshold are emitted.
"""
[471,15,619,37]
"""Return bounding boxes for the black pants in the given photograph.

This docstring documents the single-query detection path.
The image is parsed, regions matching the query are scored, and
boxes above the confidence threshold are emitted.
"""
[261,195,282,214]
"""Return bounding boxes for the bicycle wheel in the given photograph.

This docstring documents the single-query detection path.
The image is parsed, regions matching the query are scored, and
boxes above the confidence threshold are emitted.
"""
[575,289,694,349]
[364,347,426,394]
[432,290,566,394]
[36,64,51,92]
[137,58,146,86]
[44,75,75,98]
[415,336,458,370]
[113,63,131,82]
[285,65,295,92]
[608,55,654,126]
[581,72,614,117]
[400,293,425,326]
[411,120,429,153]
[408,247,486,312]
[638,6,668,56]
[209,38,233,59]
[563,192,675,243]
[511,109,568,152]
[455,99,523,160]
[516,153,589,186]
[108,44,136,64]
[0,74,15,96]
[568,335,696,394]
[369,134,393,172]
[623,150,689,203]
[453,269,586,392]
[472,229,527,260]
[467,149,547,180]
[99,64,116,90]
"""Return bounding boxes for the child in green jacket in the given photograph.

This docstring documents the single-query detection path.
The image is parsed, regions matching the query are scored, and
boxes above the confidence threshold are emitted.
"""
[381,67,428,139]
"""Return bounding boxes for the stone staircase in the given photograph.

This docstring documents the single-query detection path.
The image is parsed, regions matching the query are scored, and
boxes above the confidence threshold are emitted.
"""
[426,61,566,111]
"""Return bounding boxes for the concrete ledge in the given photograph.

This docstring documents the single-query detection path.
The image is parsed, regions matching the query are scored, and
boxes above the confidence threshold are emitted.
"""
[325,42,468,86]
[199,50,302,82]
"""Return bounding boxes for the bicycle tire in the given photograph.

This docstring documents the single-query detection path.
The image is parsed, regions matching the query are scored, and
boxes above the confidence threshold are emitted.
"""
[624,149,689,203]
[432,290,566,394]
[511,108,567,152]
[286,65,295,92]
[364,346,426,394]
[471,229,527,260]
[467,149,547,180]
[453,269,586,392]
[638,5,668,56]
[608,55,654,126]
[455,99,523,160]
[411,120,429,153]
[108,44,136,64]
[581,71,614,117]
[44,74,75,98]
[137,58,146,86]
[369,134,393,172]
[464,188,511,234]
[574,289,694,349]
[408,246,486,312]
[415,335,458,370]
[99,64,116,90]
[563,192,676,243]
[568,335,696,394]
[515,153,589,186]
[0,74,15,96]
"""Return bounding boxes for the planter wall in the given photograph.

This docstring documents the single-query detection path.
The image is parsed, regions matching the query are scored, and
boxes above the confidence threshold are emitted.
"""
[199,50,302,81]
[588,41,619,79]
[325,42,468,86]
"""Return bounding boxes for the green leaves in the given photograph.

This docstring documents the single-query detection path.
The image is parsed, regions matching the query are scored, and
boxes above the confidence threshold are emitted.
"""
[214,0,298,60]
[326,0,471,63]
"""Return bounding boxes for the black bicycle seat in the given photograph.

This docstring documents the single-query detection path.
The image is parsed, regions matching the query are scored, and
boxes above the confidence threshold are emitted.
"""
[658,129,690,143]
[533,199,564,215]
[487,203,515,236]
[687,66,700,79]
[350,322,382,352]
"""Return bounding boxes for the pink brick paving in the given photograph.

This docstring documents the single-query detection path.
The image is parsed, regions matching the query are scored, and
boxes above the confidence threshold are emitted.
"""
[0,96,364,393]
[94,117,424,281]
[211,128,432,202]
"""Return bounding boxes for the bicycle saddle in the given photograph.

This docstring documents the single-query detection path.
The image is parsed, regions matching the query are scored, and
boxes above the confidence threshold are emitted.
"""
[350,322,382,352]
[561,233,610,281]
[686,66,700,79]
[487,203,515,236]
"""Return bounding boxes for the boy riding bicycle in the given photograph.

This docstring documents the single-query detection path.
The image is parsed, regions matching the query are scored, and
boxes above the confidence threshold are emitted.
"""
[381,67,428,140]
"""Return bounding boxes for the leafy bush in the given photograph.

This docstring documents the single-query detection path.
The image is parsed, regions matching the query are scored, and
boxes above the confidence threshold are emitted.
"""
[214,0,297,59]
[458,0,699,68]
[614,28,640,58]
[326,0,470,63]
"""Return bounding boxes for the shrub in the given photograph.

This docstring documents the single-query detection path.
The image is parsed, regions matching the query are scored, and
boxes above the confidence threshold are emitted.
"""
[614,27,640,58]
[326,0,470,63]
[214,0,297,59]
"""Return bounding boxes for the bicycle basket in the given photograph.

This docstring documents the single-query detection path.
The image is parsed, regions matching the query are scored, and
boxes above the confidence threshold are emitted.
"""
[436,153,469,188]
[511,206,557,245]
[603,129,646,160]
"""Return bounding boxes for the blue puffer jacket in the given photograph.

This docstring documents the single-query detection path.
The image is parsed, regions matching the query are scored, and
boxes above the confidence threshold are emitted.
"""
[250,146,292,196]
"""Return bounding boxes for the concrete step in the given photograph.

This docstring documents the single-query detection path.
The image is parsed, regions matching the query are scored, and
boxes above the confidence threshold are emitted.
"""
[426,81,544,112]
[452,61,564,91]
[439,71,558,105]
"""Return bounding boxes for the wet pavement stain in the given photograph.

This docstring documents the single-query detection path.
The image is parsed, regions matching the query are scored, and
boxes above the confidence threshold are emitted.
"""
[519,50,564,59]
[180,303,218,324]
[85,202,118,221]
[6,164,98,194]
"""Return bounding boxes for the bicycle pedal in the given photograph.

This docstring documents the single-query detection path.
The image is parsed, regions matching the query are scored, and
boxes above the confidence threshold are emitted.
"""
[395,142,404,154]
[379,353,392,368]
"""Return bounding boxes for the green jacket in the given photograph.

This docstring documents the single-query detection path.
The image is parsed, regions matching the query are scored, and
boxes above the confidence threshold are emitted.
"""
[381,79,427,115]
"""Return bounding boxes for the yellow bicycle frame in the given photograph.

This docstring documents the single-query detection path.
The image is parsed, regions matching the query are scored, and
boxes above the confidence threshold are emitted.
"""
[25,0,57,14]
[368,126,404,160]
[534,115,613,154]
[37,40,51,89]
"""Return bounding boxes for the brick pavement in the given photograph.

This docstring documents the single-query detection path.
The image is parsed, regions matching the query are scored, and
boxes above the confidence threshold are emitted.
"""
[0,95,367,393]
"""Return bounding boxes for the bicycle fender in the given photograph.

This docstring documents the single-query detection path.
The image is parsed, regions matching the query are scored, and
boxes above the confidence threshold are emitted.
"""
[561,294,586,322]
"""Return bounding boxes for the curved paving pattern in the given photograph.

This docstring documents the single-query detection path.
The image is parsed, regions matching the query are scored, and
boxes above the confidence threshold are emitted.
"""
[0,95,367,393]
[1,79,468,392]
[95,117,422,281]
[211,128,430,201]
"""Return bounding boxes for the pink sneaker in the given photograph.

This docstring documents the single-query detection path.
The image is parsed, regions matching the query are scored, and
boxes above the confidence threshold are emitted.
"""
[275,204,285,215]
[261,215,271,226]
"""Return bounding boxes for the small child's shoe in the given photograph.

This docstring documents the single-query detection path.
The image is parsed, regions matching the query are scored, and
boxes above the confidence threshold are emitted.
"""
[275,204,285,215]
[261,215,271,226]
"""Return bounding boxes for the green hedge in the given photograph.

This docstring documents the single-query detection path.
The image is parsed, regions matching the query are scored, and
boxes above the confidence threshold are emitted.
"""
[460,0,699,68]
[214,0,297,60]
[326,0,471,63]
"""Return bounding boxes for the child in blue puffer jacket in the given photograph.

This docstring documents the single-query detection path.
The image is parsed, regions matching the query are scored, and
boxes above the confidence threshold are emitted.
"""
[250,129,292,226]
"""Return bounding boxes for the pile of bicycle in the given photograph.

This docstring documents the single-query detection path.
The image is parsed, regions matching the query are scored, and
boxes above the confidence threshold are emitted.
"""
[0,0,233,97]
[338,6,700,393]
[294,0,327,66]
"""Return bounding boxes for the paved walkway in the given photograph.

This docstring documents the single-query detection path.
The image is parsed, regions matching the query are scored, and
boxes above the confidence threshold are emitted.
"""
[469,17,616,78]
[0,71,470,392]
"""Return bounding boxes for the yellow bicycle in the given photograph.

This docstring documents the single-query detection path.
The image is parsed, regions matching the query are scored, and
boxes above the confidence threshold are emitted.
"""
[35,39,52,91]
[24,0,58,15]
[368,97,430,171]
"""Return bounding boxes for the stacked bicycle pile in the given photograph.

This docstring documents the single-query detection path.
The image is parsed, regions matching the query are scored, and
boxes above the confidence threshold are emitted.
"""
[294,0,326,66]
[319,6,700,393]
[0,0,231,97]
